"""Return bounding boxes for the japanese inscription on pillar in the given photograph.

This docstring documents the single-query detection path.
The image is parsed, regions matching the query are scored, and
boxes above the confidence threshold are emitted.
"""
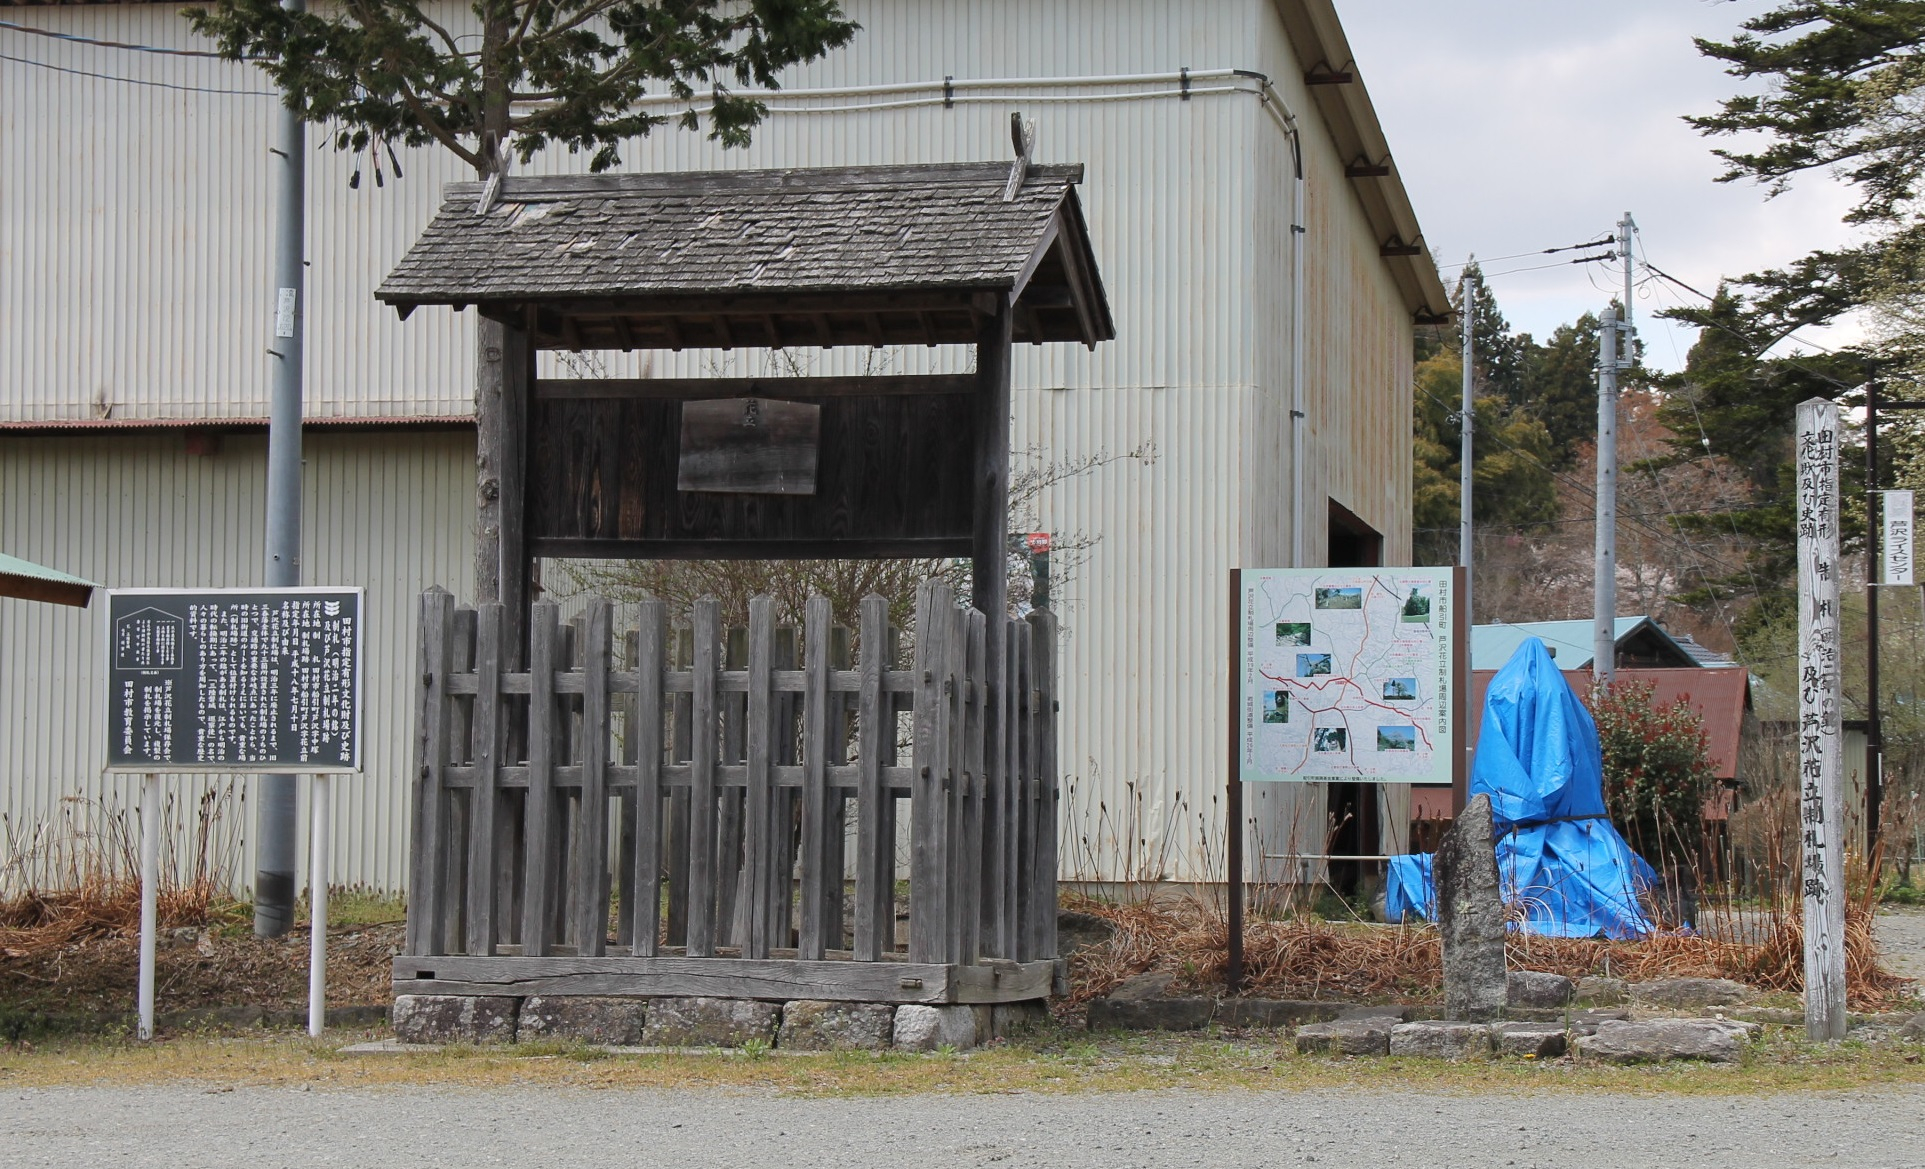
[105,588,363,773]
[1794,398,1846,1040]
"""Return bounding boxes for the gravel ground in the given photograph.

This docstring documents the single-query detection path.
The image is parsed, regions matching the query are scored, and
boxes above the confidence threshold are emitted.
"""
[6,1084,1925,1168]
[1877,907,1925,984]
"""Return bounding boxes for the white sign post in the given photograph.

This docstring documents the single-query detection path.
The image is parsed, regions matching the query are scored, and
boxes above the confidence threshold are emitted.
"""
[1795,398,1848,1041]
[1883,489,1915,586]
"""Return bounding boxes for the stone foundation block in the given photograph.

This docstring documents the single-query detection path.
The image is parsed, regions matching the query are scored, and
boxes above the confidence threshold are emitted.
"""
[391,995,519,1045]
[1491,1021,1569,1059]
[1087,997,1212,1032]
[1213,999,1346,1030]
[892,1004,981,1051]
[1575,976,1629,1006]
[990,1000,1050,1039]
[1899,1012,1925,1042]
[517,996,648,1046]
[1631,978,1753,1008]
[1576,1019,1742,1064]
[1294,1018,1394,1056]
[641,997,779,1048]
[1389,1020,1491,1060]
[1507,971,1574,1009]
[777,1001,895,1051]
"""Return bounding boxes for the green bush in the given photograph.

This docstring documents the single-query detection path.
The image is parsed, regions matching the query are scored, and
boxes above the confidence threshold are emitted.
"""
[1587,679,1718,866]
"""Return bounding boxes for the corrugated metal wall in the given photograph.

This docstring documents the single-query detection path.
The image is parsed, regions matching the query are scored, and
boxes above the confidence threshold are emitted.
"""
[0,432,474,892]
[1,0,1420,886]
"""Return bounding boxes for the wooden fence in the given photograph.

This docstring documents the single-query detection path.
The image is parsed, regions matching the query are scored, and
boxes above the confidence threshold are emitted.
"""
[398,580,1060,1003]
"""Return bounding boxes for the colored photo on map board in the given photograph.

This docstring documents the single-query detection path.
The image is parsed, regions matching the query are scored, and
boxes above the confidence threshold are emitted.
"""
[1313,727,1348,752]
[1401,587,1432,623]
[1383,677,1417,701]
[1314,587,1363,609]
[1263,691,1290,723]
[1297,653,1332,677]
[1275,622,1312,645]
[1377,726,1417,751]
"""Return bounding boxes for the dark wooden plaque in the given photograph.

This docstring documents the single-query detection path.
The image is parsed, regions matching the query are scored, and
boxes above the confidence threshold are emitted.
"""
[676,398,820,495]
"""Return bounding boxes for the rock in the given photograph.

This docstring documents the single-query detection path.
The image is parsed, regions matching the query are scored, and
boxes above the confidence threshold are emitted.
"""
[1294,1018,1393,1056]
[517,996,648,1046]
[1900,1012,1925,1042]
[1087,997,1213,1032]
[391,995,519,1045]
[1057,910,1117,955]
[1338,1004,1413,1023]
[1389,1020,1491,1060]
[1576,1019,1743,1064]
[1491,1021,1568,1058]
[777,1001,894,1051]
[1574,976,1629,1006]
[641,997,778,1048]
[1107,970,1176,1002]
[990,1000,1050,1039]
[892,1004,981,1051]
[1566,1009,1633,1036]
[1436,794,1507,1022]
[1507,971,1573,1009]
[1631,977,1753,1008]
[1213,1000,1347,1029]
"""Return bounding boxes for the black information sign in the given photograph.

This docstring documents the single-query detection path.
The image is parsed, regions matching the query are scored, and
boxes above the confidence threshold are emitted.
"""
[105,588,364,773]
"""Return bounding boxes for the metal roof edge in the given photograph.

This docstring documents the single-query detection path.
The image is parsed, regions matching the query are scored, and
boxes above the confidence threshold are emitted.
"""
[1270,0,1451,319]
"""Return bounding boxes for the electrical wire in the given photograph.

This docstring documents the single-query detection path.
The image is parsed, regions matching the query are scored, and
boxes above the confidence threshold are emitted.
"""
[0,50,275,95]
[0,17,245,59]
[1438,236,1616,274]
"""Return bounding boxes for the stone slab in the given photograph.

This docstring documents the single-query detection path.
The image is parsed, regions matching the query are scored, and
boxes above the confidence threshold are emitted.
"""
[1087,997,1213,1032]
[1901,1012,1925,1042]
[1507,971,1573,1009]
[1294,1019,1393,1057]
[990,1000,1050,1039]
[892,1004,981,1052]
[1213,999,1348,1029]
[1106,971,1176,1002]
[1491,1021,1569,1058]
[1576,1019,1743,1064]
[641,997,778,1048]
[1575,976,1629,1006]
[1631,978,1753,1008]
[518,996,648,1046]
[391,994,519,1045]
[1389,1020,1491,1060]
[777,1001,895,1051]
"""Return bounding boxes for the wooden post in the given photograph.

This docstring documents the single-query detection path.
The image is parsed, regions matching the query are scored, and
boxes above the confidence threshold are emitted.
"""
[960,608,986,964]
[910,580,951,962]
[631,601,666,957]
[799,595,832,959]
[745,596,776,959]
[854,594,889,961]
[476,320,534,662]
[687,599,720,957]
[464,604,504,955]
[1796,398,1847,1041]
[972,296,1013,956]
[520,602,559,956]
[573,601,611,956]
[1027,606,1059,962]
[408,588,455,956]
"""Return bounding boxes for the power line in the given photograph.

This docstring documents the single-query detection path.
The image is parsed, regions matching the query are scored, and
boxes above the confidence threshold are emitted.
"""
[0,18,246,59]
[1439,236,1617,273]
[0,50,276,95]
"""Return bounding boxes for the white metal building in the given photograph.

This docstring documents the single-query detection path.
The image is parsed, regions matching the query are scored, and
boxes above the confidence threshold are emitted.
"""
[1,0,1447,892]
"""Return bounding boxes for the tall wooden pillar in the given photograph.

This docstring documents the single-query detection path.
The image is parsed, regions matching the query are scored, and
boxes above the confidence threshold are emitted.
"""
[475,316,534,665]
[972,296,1014,624]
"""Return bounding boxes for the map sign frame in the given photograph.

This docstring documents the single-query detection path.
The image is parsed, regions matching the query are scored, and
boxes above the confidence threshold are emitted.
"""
[1234,567,1464,785]
[102,587,365,775]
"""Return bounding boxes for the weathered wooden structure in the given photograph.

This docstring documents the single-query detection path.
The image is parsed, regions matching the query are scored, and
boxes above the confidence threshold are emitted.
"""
[379,160,1111,1001]
[398,581,1058,1001]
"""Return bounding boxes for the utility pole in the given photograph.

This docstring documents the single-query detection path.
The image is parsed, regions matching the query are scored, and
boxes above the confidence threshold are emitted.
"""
[1593,213,1634,685]
[1460,276,1475,628]
[1866,383,1884,852]
[256,0,307,938]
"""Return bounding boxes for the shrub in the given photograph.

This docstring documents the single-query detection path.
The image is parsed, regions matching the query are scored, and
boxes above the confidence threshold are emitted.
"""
[1586,679,1717,867]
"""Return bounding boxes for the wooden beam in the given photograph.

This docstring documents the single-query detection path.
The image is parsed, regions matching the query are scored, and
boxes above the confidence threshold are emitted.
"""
[1345,158,1392,178]
[533,375,975,401]
[389,955,1059,1004]
[530,537,974,561]
[972,296,1013,626]
[498,324,532,666]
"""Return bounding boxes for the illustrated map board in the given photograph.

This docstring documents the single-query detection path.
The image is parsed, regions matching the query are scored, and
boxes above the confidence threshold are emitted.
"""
[1236,568,1460,784]
[104,588,364,773]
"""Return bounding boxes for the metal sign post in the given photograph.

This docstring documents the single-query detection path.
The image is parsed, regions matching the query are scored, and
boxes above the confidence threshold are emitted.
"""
[1795,399,1847,1041]
[105,587,363,1039]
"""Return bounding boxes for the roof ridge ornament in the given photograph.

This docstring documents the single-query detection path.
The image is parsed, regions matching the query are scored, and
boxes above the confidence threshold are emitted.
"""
[1003,113,1036,202]
[475,134,513,216]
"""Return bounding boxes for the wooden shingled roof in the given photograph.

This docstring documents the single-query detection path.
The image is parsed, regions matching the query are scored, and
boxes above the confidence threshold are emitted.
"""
[377,163,1114,351]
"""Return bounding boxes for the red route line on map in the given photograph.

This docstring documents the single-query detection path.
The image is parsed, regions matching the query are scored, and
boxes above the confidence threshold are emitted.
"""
[1257,669,1434,751]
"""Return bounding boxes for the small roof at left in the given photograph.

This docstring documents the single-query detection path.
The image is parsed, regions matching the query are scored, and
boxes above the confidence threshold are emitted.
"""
[0,552,97,608]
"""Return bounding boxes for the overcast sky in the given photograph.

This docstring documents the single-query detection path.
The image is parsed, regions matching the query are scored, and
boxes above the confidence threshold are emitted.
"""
[1336,0,1864,372]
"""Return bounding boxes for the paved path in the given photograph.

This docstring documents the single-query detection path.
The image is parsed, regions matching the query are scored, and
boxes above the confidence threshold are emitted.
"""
[6,1084,1924,1168]
[1877,907,1925,985]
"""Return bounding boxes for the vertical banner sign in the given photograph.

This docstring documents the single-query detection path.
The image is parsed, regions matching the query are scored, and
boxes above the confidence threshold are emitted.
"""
[1884,489,1915,586]
[1795,399,1847,1041]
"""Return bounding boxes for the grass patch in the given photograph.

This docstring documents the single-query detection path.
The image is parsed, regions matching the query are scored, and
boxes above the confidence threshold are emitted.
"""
[4,1025,1923,1097]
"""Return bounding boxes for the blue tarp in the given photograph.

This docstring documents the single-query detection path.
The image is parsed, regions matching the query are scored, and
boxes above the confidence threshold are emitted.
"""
[1385,636,1657,939]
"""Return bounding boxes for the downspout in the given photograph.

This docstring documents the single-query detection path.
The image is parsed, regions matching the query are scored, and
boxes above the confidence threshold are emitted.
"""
[1259,82,1308,567]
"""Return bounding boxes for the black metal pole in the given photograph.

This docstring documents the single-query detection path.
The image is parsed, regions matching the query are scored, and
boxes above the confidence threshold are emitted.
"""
[1867,383,1884,852]
[1227,569,1244,993]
